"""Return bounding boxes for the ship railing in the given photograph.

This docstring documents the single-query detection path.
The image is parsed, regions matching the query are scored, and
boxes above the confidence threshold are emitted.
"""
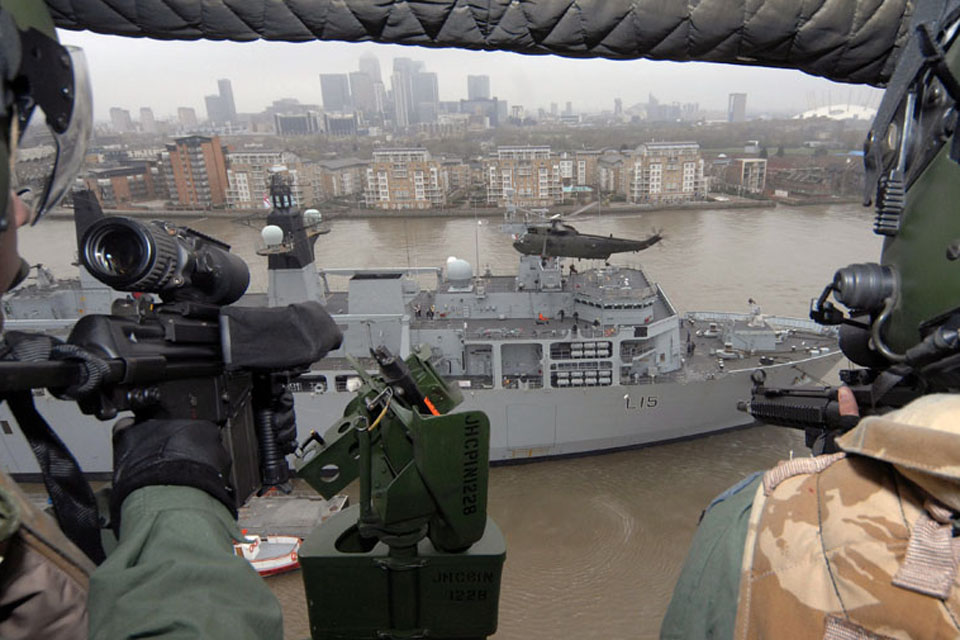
[620,372,678,385]
[467,325,610,341]
[317,266,443,294]
[684,311,836,336]
[572,284,659,303]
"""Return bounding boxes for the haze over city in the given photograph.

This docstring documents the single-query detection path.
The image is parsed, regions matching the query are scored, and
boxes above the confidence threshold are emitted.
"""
[59,30,883,121]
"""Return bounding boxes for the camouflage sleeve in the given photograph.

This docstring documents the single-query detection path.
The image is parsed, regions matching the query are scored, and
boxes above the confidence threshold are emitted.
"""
[88,486,283,640]
[659,472,761,640]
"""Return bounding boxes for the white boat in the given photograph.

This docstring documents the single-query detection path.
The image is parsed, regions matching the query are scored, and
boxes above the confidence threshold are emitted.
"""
[234,533,301,577]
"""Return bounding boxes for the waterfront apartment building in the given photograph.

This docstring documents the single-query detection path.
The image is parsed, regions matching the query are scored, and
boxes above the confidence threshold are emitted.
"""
[364,148,445,210]
[629,142,705,204]
[226,150,309,209]
[556,150,601,191]
[84,164,159,208]
[314,158,368,200]
[165,135,229,208]
[484,146,562,207]
[597,151,631,197]
[726,157,767,194]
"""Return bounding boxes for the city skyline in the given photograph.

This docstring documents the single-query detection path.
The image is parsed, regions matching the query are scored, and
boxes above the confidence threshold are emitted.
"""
[59,30,883,123]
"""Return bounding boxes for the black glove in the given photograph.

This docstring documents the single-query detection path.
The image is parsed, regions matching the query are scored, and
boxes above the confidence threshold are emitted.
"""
[110,418,236,533]
[271,389,298,456]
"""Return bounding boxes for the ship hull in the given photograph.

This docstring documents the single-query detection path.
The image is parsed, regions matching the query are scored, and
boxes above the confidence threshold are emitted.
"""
[287,352,839,463]
[0,349,838,476]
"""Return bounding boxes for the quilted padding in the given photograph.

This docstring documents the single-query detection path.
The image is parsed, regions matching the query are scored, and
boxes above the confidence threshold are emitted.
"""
[46,0,912,86]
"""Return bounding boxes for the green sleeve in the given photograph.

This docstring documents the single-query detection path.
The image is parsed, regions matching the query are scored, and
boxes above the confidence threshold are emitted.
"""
[659,473,761,640]
[88,486,283,640]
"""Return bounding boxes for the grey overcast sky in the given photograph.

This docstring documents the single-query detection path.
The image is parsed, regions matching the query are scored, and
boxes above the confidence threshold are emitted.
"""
[58,30,885,122]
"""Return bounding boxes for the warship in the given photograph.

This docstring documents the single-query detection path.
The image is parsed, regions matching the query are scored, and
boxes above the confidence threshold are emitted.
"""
[0,202,841,474]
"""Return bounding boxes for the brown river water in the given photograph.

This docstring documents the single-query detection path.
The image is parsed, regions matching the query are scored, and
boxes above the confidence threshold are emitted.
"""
[20,203,880,639]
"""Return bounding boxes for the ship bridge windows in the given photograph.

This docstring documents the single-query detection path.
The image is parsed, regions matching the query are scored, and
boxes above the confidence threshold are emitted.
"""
[501,343,543,389]
[550,341,612,360]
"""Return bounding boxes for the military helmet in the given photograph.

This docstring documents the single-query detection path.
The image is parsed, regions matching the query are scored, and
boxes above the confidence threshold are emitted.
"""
[0,0,92,231]
[815,6,960,365]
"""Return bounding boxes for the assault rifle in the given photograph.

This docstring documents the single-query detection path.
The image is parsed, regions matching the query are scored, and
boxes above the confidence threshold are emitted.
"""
[0,190,342,505]
[740,263,960,453]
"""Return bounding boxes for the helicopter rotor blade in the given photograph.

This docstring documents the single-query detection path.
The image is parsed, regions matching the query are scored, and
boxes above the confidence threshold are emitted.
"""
[567,200,599,219]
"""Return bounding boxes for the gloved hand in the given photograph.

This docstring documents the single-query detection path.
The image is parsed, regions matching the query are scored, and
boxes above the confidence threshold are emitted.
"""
[110,418,235,533]
[271,389,298,456]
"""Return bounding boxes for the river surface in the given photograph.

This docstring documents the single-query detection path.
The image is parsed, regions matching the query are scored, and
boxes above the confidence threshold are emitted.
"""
[20,203,880,639]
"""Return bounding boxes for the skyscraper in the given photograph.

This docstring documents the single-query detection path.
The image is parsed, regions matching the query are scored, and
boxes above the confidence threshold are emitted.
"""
[139,107,157,134]
[392,70,412,128]
[177,107,199,130]
[358,53,382,84]
[467,75,490,100]
[204,79,237,125]
[217,79,237,122]
[320,74,352,112]
[411,71,439,123]
[109,107,133,133]
[205,94,228,124]
[392,58,421,128]
[728,93,747,122]
[349,71,378,116]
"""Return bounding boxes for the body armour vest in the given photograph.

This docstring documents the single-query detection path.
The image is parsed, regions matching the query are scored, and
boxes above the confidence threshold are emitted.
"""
[734,394,960,639]
[0,470,93,639]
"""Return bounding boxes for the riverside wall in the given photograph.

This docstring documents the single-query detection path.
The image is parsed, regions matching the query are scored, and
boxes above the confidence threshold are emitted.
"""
[49,197,780,222]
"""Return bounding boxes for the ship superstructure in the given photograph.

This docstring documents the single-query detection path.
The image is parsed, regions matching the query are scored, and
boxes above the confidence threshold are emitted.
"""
[255,207,840,462]
[0,206,840,472]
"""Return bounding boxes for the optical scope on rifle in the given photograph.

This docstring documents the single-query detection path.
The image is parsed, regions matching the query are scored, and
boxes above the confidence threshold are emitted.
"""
[0,192,343,503]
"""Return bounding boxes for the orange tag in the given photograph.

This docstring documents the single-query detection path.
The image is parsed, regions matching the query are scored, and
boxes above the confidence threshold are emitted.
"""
[423,396,440,416]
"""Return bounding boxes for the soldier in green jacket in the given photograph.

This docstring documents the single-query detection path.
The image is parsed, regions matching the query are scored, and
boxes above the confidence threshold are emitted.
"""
[0,1,283,637]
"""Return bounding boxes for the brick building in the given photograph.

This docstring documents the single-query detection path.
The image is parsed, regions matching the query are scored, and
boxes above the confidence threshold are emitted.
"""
[165,136,229,208]
[597,151,631,198]
[725,157,767,194]
[484,146,562,207]
[364,148,445,210]
[629,142,705,204]
[84,165,158,208]
[314,158,368,200]
[226,150,310,209]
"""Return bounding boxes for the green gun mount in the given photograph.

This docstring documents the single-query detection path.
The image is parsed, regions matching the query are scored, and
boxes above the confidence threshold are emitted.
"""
[297,345,505,640]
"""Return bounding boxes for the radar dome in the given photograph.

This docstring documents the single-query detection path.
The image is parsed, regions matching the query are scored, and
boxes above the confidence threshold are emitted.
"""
[446,256,473,283]
[261,225,284,246]
[303,209,322,227]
